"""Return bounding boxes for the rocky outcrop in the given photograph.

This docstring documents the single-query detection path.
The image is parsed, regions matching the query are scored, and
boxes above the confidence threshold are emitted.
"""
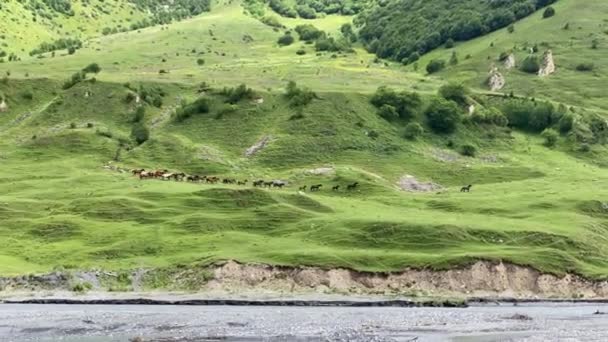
[538,50,556,77]
[503,54,516,69]
[0,99,8,112]
[397,175,443,192]
[245,135,273,157]
[487,66,505,91]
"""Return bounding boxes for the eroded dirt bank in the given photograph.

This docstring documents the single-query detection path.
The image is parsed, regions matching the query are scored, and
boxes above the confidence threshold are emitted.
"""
[1,261,607,300]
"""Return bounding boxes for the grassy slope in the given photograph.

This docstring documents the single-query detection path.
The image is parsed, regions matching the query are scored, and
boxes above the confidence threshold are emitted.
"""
[0,0,146,54]
[418,0,608,113]
[0,1,607,280]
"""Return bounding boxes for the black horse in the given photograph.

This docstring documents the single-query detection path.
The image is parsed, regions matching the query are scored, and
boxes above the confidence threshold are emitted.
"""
[346,182,359,190]
[310,184,323,192]
[460,185,472,192]
[332,185,340,191]
[253,180,264,187]
[299,185,307,191]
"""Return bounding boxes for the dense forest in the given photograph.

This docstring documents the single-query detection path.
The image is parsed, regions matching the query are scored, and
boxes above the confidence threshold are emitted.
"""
[357,0,557,63]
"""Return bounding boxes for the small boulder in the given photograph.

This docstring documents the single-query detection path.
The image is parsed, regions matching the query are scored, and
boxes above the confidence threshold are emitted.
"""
[538,50,555,77]
[503,53,516,69]
[0,99,7,112]
[487,66,505,91]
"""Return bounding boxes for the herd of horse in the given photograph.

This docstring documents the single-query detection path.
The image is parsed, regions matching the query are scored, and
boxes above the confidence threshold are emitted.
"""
[131,169,361,192]
[131,169,474,193]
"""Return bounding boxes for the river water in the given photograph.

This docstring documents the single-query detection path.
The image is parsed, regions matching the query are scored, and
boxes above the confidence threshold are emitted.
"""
[0,303,607,341]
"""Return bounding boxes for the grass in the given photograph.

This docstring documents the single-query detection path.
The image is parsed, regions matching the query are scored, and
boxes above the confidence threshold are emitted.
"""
[0,0,607,282]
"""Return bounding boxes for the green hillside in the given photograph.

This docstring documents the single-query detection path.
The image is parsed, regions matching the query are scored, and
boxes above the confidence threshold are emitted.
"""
[0,0,607,283]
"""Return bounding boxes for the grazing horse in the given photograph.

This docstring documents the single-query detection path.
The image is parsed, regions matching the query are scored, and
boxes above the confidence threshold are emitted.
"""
[310,184,323,192]
[332,185,340,191]
[346,182,359,191]
[253,180,264,187]
[263,181,274,188]
[460,185,472,192]
[206,176,220,184]
[173,172,186,181]
[299,185,307,191]
[131,168,145,176]
[237,180,248,186]
[161,173,174,181]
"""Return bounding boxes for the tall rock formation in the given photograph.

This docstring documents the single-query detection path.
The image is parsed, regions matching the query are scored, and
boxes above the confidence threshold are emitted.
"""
[538,50,556,77]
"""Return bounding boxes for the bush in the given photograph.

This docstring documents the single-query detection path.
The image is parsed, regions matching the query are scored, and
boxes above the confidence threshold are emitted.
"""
[521,55,540,73]
[445,39,455,48]
[425,98,462,134]
[21,91,34,100]
[68,46,76,55]
[152,95,163,108]
[221,84,255,104]
[378,104,399,121]
[197,58,205,66]
[541,128,558,147]
[131,123,150,145]
[404,122,424,140]
[438,83,469,105]
[87,123,94,128]
[543,6,555,18]
[82,63,101,74]
[502,99,555,131]
[133,106,145,123]
[69,122,77,129]
[460,144,477,157]
[174,97,210,122]
[296,49,306,55]
[285,81,315,107]
[371,86,421,120]
[559,113,574,133]
[426,59,446,74]
[125,92,137,103]
[278,34,295,46]
[294,24,323,42]
[575,63,594,72]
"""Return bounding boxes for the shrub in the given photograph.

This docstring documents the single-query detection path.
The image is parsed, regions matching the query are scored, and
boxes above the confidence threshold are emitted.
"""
[152,95,163,108]
[278,34,294,46]
[133,106,145,123]
[82,63,101,74]
[579,143,591,153]
[371,86,421,120]
[378,104,399,121]
[71,282,92,293]
[445,39,454,48]
[285,80,315,107]
[426,59,446,74]
[507,24,515,33]
[125,92,137,103]
[425,97,462,134]
[438,83,469,105]
[294,24,323,42]
[575,63,594,72]
[296,49,306,55]
[460,144,477,157]
[174,97,210,122]
[131,123,150,145]
[449,51,458,66]
[68,46,76,55]
[502,99,555,131]
[559,113,574,133]
[543,6,555,18]
[197,58,205,66]
[404,122,424,140]
[69,122,77,129]
[62,71,85,90]
[21,91,34,100]
[521,55,540,73]
[541,128,558,147]
[87,122,94,128]
[221,84,255,104]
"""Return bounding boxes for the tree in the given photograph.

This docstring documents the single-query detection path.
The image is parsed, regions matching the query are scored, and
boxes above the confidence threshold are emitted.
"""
[426,59,446,74]
[278,34,294,46]
[460,144,477,157]
[439,83,469,105]
[542,6,555,18]
[131,123,150,145]
[370,86,421,120]
[82,63,101,74]
[197,58,205,66]
[425,98,462,133]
